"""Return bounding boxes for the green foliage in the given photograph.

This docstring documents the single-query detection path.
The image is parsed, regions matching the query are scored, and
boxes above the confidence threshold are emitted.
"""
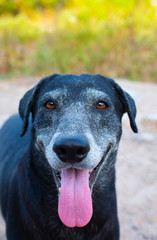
[0,14,42,42]
[0,0,157,81]
[0,0,64,15]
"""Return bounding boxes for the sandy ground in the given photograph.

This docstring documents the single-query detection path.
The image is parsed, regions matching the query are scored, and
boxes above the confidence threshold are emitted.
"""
[0,77,157,240]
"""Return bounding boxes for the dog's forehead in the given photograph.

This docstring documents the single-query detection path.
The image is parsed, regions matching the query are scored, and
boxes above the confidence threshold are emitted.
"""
[39,74,117,100]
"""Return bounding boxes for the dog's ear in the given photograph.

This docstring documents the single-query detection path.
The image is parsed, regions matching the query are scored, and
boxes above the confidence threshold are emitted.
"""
[19,79,45,137]
[19,74,59,137]
[114,83,138,133]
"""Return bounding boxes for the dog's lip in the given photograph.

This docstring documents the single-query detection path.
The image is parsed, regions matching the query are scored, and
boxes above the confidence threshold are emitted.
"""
[89,143,112,188]
[52,143,112,190]
[53,169,61,188]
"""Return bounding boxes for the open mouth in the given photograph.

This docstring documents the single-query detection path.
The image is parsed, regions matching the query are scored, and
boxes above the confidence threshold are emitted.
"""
[53,144,112,228]
[53,144,112,189]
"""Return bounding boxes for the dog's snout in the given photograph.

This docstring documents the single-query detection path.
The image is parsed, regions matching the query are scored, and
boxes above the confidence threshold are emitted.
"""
[53,136,90,163]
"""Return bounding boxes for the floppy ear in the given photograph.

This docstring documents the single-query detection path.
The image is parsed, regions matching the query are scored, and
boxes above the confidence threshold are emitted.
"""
[114,83,138,133]
[19,79,45,137]
[19,74,60,137]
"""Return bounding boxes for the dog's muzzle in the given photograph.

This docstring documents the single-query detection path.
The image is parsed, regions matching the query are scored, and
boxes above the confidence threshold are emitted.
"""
[51,135,113,228]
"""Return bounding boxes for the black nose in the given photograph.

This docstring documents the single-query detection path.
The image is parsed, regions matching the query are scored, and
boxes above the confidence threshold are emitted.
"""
[53,136,90,163]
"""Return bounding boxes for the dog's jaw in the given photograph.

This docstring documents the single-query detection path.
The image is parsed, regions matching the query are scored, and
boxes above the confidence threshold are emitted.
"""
[52,142,113,190]
[50,142,115,228]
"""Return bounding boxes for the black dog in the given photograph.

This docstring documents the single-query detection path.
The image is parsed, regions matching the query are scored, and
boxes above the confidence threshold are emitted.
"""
[0,74,138,240]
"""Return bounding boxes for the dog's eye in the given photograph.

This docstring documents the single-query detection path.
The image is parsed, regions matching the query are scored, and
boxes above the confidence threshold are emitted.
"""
[96,101,108,110]
[44,101,55,109]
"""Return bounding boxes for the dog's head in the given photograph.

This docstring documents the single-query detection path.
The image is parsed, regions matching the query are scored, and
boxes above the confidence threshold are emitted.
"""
[19,74,137,228]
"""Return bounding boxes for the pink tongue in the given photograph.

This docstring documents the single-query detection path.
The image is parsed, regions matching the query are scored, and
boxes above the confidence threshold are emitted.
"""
[58,168,93,228]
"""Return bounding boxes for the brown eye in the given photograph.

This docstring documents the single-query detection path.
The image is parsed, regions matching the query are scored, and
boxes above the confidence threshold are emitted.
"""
[45,101,55,109]
[96,101,107,110]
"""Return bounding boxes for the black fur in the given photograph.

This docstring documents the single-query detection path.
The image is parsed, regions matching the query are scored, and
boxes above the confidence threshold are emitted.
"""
[0,74,137,240]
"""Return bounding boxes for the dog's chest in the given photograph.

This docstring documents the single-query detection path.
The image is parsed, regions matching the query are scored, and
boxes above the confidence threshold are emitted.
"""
[54,227,85,240]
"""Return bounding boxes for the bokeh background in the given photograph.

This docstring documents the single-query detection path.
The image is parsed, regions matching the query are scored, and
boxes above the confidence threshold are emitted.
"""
[0,1,157,240]
[0,0,157,81]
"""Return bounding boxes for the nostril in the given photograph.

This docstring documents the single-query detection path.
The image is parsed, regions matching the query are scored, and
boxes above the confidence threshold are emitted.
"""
[53,146,66,157]
[76,147,89,158]
[60,148,66,155]
[59,148,67,158]
[77,148,84,155]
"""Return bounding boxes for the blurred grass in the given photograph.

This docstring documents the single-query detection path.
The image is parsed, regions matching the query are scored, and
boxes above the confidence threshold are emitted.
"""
[0,0,157,81]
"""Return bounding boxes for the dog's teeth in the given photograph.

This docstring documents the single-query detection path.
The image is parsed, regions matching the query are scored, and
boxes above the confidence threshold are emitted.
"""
[59,187,61,192]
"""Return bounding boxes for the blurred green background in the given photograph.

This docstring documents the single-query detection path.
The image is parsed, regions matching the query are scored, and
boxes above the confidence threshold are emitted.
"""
[0,0,157,81]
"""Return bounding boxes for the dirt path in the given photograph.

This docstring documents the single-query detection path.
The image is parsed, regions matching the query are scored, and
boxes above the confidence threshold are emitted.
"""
[0,77,157,240]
